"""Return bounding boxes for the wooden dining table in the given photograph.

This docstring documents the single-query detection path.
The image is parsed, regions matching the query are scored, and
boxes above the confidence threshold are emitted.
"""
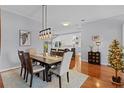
[30,54,63,82]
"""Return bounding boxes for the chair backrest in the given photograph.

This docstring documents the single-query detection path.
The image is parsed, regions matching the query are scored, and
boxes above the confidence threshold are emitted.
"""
[18,50,26,67]
[58,49,65,52]
[51,48,56,51]
[50,48,56,56]
[57,49,65,57]
[64,48,70,52]
[29,48,37,55]
[60,52,73,75]
[24,52,33,74]
[71,48,75,58]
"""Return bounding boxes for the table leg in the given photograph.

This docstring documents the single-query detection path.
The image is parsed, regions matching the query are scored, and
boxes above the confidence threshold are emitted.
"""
[45,65,51,82]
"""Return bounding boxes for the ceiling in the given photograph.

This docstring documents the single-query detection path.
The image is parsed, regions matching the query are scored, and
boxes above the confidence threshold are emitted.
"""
[0,5,42,21]
[47,6,124,26]
[1,5,124,27]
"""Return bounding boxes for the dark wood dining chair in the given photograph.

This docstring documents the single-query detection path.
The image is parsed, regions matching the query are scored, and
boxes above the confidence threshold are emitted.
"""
[50,52,73,88]
[24,52,45,87]
[57,49,65,57]
[71,48,75,59]
[58,49,65,52]
[50,48,57,56]
[18,50,27,80]
[65,48,70,52]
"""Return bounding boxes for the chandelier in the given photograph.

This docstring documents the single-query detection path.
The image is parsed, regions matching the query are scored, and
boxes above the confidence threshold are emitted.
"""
[39,27,52,39]
[39,5,52,40]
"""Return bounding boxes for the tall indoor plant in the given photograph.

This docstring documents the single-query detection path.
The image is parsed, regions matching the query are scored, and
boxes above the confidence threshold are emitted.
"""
[108,40,124,83]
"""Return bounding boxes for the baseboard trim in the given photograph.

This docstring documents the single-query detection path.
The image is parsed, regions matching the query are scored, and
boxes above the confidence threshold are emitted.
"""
[81,59,88,62]
[0,66,20,73]
[81,59,108,66]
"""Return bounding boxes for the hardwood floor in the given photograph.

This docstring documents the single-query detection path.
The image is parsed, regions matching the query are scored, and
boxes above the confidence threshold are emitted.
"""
[0,58,124,88]
[70,59,124,88]
[0,73,4,88]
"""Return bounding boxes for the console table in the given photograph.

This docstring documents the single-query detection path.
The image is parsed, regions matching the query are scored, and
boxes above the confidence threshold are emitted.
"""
[88,51,101,65]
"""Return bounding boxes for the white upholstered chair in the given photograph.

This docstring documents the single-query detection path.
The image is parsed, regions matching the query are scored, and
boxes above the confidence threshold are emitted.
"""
[50,51,73,88]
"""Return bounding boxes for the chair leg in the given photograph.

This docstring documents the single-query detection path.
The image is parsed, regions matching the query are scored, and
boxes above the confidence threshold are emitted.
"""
[35,73,40,77]
[20,67,23,76]
[26,71,29,82]
[43,70,45,81]
[59,76,61,88]
[67,72,69,83]
[30,74,33,88]
[35,73,38,77]
[23,68,26,80]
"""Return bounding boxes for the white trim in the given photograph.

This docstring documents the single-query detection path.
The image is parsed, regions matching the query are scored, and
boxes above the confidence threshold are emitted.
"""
[81,59,88,62]
[81,59,108,66]
[0,66,20,73]
[101,62,108,65]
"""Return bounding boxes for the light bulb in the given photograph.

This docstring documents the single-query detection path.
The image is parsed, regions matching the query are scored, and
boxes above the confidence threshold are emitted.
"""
[43,33,45,39]
[41,34,43,39]
[49,31,52,38]
[46,32,48,39]
[39,35,41,39]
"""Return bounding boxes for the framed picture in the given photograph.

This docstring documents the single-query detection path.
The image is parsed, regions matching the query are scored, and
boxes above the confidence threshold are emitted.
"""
[19,30,31,46]
[92,35,100,42]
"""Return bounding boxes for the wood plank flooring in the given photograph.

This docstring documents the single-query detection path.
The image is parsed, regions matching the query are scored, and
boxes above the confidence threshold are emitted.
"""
[0,73,4,88]
[70,60,124,88]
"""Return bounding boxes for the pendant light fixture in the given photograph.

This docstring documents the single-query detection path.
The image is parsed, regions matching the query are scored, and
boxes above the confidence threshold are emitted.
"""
[39,5,52,40]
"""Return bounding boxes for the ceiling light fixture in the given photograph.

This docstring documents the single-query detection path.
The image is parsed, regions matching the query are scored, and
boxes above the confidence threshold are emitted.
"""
[39,5,52,40]
[62,22,70,27]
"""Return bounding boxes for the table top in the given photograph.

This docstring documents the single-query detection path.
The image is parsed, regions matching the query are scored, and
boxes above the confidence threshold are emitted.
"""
[30,54,63,65]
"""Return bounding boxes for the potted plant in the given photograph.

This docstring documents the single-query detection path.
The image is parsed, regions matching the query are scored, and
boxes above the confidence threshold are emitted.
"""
[43,42,48,55]
[108,40,124,84]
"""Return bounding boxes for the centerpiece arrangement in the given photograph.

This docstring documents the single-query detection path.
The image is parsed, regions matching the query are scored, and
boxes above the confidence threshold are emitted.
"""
[43,42,48,56]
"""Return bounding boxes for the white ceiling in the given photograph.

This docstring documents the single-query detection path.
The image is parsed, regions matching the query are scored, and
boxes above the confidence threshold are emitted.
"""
[47,6,124,26]
[0,5,42,21]
[1,5,124,26]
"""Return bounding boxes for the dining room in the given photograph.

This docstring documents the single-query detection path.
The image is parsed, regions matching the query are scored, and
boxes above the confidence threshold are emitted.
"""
[1,5,124,88]
[0,5,87,88]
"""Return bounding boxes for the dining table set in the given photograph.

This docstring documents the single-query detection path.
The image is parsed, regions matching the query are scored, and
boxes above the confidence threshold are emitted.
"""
[30,53,63,82]
[18,48,73,87]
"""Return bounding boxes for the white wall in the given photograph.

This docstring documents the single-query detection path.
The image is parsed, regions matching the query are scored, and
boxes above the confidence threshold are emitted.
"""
[52,18,122,65]
[46,6,124,65]
[0,6,123,71]
[81,19,122,65]
[122,24,124,48]
[0,10,42,72]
